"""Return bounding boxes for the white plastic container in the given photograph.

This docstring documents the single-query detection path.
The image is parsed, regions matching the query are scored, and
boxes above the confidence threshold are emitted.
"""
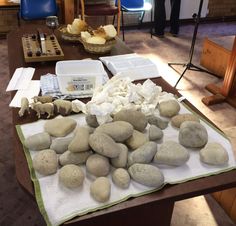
[55,60,108,96]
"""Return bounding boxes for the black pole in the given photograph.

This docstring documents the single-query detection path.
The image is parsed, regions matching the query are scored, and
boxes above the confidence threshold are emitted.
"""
[168,0,220,88]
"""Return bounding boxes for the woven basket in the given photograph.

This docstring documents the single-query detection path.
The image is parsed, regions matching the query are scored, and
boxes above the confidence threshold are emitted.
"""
[82,38,116,54]
[58,26,82,42]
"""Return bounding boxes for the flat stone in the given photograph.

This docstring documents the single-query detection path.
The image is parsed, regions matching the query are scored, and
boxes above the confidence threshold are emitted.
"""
[59,164,84,188]
[24,132,51,151]
[111,143,128,168]
[90,177,111,203]
[179,121,208,148]
[159,100,180,118]
[44,118,77,137]
[200,142,229,165]
[126,130,149,150]
[147,115,169,130]
[95,121,133,142]
[149,125,164,141]
[86,114,99,128]
[50,137,73,154]
[154,140,190,166]
[171,113,200,128]
[128,163,164,187]
[112,168,130,189]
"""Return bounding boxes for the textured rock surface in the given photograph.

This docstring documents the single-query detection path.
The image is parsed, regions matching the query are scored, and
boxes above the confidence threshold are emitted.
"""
[128,163,164,187]
[159,100,180,117]
[90,177,111,202]
[24,132,51,151]
[68,127,90,152]
[33,149,58,176]
[113,109,147,131]
[86,154,110,177]
[89,132,121,158]
[50,137,73,154]
[179,121,208,148]
[128,142,157,166]
[59,150,92,166]
[147,115,169,130]
[59,164,84,188]
[126,130,149,150]
[110,143,128,168]
[85,114,99,128]
[44,118,77,137]
[112,168,130,189]
[200,142,229,165]
[154,141,190,166]
[149,125,164,141]
[171,113,200,128]
[95,121,133,142]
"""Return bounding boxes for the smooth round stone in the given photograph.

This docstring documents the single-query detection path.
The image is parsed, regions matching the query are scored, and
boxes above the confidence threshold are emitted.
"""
[111,143,128,168]
[33,149,58,176]
[50,137,73,154]
[68,127,90,153]
[128,142,157,166]
[128,163,164,187]
[200,142,229,165]
[113,109,148,132]
[147,115,169,130]
[89,132,121,158]
[179,121,208,148]
[95,121,134,142]
[59,150,92,166]
[59,164,84,189]
[86,154,110,177]
[90,177,111,203]
[159,100,180,118]
[85,114,99,128]
[126,130,149,150]
[154,141,190,166]
[24,132,51,151]
[149,125,164,141]
[44,118,77,137]
[171,113,200,128]
[112,168,130,189]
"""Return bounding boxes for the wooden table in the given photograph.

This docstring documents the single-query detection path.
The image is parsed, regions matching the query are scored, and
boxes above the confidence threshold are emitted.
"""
[7,25,236,226]
[0,0,19,8]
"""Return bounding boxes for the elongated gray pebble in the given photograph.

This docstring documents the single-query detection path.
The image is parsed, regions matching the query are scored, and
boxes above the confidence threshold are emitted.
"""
[24,132,51,151]
[111,143,128,168]
[147,115,169,130]
[50,137,73,154]
[149,125,164,141]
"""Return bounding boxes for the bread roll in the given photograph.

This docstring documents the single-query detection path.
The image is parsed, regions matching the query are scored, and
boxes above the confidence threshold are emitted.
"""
[86,36,106,44]
[81,31,91,41]
[103,25,117,39]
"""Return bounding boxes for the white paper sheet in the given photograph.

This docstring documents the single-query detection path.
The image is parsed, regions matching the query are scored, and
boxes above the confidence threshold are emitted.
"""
[100,54,160,81]
[9,80,40,108]
[6,67,35,91]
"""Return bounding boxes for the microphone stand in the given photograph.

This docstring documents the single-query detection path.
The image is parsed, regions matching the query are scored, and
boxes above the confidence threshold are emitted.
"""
[168,0,220,88]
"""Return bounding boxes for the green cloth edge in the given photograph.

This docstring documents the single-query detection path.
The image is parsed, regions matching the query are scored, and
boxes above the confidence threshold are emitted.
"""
[15,125,52,226]
[15,109,236,226]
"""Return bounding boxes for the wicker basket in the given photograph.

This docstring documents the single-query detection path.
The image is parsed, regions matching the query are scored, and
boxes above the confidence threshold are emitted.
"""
[81,38,116,54]
[58,26,82,42]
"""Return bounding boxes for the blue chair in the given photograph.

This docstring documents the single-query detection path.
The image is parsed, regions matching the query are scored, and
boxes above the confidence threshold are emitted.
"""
[18,0,58,25]
[115,0,153,41]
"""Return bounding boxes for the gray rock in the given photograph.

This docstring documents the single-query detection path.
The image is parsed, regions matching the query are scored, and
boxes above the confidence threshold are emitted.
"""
[149,125,164,141]
[90,177,111,202]
[89,132,121,158]
[59,150,92,166]
[111,143,128,168]
[128,163,164,187]
[24,132,51,151]
[171,113,200,128]
[33,149,58,176]
[50,137,73,154]
[86,114,99,128]
[154,141,190,166]
[44,118,77,137]
[126,130,149,150]
[59,164,84,188]
[128,142,157,166]
[86,154,110,177]
[112,168,130,189]
[179,121,208,148]
[68,127,90,152]
[200,142,229,165]
[113,109,147,131]
[95,121,133,142]
[159,100,180,118]
[147,115,169,130]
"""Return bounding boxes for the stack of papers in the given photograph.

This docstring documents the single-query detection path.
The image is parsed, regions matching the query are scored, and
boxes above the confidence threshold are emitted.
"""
[100,53,160,81]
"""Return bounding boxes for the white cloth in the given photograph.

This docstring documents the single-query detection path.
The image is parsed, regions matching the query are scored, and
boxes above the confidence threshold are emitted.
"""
[18,103,236,226]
